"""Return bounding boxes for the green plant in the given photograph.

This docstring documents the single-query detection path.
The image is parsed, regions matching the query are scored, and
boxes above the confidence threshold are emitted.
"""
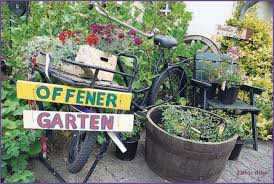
[120,114,145,141]
[202,61,244,89]
[161,105,233,142]
[120,113,146,141]
[1,81,43,182]
[96,132,107,145]
[22,33,81,70]
[219,3,272,140]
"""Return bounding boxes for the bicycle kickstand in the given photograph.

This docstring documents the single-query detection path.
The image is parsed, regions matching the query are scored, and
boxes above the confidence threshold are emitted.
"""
[83,135,110,183]
[38,154,66,182]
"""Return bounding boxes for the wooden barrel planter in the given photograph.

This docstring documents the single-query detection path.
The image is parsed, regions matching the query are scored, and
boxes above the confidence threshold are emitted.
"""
[145,106,238,183]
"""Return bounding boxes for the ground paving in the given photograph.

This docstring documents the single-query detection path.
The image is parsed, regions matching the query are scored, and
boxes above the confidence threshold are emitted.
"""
[30,134,273,183]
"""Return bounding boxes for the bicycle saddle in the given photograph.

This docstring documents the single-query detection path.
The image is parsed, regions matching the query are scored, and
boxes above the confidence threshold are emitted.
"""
[154,35,178,48]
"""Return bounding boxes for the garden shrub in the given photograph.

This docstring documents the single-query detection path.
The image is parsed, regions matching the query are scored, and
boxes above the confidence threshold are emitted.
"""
[219,4,272,140]
[1,82,43,182]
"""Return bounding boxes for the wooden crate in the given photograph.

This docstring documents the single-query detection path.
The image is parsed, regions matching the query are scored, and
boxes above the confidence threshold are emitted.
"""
[36,45,117,81]
[75,45,117,81]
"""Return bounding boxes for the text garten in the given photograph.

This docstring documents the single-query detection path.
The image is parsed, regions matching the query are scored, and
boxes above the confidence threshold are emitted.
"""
[16,81,132,110]
[23,110,134,132]
[38,112,113,130]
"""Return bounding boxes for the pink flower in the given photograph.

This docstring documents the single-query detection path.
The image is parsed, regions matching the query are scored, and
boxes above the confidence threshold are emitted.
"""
[134,37,143,45]
[105,35,112,44]
[227,46,239,55]
[90,24,103,35]
[128,29,137,37]
[118,33,125,39]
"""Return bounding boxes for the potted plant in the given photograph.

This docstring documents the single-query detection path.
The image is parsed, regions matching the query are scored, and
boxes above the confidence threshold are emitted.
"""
[216,62,244,104]
[201,61,220,99]
[115,114,145,161]
[146,105,238,183]
[202,60,244,104]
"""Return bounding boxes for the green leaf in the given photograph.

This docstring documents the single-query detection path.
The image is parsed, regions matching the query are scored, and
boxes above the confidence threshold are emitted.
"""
[1,90,9,100]
[97,133,106,145]
[28,140,42,157]
[14,104,29,116]
[4,170,35,183]
[2,119,18,130]
[11,154,28,173]
[2,165,7,178]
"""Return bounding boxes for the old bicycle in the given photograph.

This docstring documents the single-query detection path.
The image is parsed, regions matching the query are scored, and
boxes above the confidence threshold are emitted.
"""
[24,2,190,182]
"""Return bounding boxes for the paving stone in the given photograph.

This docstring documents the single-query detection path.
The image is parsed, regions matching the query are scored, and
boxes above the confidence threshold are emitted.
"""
[30,138,272,183]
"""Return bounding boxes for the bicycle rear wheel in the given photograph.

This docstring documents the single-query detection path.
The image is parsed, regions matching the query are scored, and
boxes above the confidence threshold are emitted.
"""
[147,66,187,106]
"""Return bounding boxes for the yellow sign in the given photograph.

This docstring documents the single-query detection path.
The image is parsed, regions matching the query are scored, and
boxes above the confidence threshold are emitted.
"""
[17,80,132,110]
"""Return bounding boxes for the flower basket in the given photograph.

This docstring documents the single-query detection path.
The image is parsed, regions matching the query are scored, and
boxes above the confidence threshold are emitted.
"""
[36,45,117,81]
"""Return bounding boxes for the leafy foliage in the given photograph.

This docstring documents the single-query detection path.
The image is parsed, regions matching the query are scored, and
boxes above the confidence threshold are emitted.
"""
[219,4,272,140]
[120,113,146,141]
[161,106,233,142]
[201,61,244,89]
[1,82,43,182]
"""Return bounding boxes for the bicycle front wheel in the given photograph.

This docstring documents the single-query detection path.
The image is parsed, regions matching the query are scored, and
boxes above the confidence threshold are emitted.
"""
[147,66,187,106]
[67,131,97,173]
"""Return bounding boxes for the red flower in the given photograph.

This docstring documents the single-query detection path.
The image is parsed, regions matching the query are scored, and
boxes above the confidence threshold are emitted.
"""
[67,30,73,38]
[59,32,66,45]
[133,37,143,46]
[86,34,99,45]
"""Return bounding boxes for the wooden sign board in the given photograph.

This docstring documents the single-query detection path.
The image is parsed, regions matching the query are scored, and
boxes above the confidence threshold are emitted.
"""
[23,110,134,132]
[216,24,252,40]
[16,80,132,110]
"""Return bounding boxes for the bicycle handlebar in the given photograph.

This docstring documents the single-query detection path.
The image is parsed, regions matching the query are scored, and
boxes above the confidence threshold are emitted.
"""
[93,2,159,39]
